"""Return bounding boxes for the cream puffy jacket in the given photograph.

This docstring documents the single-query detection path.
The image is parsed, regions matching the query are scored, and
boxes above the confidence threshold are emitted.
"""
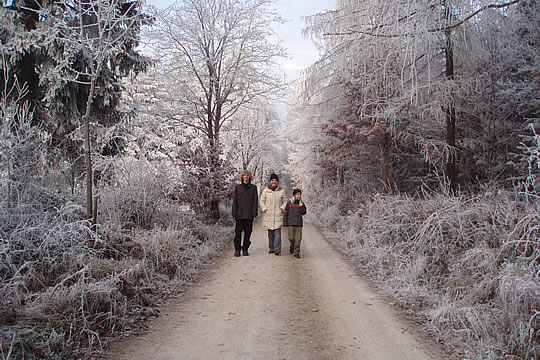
[259,186,287,230]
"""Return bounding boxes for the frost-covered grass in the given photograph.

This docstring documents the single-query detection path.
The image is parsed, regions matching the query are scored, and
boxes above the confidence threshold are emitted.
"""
[0,172,232,359]
[310,186,539,360]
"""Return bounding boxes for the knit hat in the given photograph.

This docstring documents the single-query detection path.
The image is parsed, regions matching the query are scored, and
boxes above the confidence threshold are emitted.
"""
[293,188,302,196]
[270,173,279,181]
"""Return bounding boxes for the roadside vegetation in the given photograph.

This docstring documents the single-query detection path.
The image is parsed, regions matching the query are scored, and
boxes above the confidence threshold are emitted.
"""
[309,182,538,359]
[0,153,232,358]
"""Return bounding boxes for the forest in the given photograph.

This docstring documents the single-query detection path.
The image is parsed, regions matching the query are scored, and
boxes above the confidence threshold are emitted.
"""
[0,0,538,359]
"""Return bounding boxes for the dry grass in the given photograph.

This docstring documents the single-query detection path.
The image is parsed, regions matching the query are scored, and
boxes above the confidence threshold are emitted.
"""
[0,173,232,359]
[311,186,539,359]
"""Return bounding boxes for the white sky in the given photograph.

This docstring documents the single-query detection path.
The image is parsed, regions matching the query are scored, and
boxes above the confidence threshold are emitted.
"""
[149,0,335,82]
[270,0,334,81]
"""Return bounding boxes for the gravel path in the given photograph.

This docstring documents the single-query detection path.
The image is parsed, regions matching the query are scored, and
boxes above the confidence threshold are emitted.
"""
[107,222,452,360]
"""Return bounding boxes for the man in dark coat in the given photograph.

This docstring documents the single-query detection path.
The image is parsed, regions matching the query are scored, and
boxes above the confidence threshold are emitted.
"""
[232,170,259,257]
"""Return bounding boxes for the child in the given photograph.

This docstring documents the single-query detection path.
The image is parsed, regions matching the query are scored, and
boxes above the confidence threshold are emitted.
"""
[283,188,307,258]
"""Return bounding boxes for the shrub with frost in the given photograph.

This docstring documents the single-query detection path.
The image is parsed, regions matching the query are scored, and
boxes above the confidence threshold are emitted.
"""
[312,184,539,359]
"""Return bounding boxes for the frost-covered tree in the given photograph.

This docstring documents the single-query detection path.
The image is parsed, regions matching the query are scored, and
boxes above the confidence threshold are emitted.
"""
[120,64,188,163]
[39,0,149,221]
[286,76,332,191]
[148,0,286,218]
[0,58,47,209]
[0,0,149,152]
[455,1,539,184]
[0,0,150,220]
[223,99,282,183]
[123,68,284,215]
[297,0,530,193]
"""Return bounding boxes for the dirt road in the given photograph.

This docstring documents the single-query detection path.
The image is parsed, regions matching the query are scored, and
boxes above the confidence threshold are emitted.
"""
[107,222,451,360]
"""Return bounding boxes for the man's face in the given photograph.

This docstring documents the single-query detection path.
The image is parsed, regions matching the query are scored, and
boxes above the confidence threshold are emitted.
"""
[270,179,278,187]
[242,174,250,183]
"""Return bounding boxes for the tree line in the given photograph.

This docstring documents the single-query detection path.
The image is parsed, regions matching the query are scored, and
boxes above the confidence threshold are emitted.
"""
[287,0,538,195]
[1,0,287,223]
[285,2,538,358]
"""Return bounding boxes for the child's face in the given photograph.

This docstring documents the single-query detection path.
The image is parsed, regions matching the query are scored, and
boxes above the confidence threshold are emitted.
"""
[294,193,302,201]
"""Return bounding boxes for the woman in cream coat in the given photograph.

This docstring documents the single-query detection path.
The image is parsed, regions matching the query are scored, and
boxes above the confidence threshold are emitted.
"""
[259,173,287,255]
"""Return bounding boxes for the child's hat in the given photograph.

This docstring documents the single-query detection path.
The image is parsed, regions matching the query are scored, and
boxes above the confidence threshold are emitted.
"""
[293,188,302,195]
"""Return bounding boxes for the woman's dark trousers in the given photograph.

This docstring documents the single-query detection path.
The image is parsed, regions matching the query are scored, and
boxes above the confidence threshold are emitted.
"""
[234,219,253,251]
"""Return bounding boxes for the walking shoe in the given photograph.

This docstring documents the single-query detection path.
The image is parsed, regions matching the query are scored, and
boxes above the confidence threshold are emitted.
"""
[289,247,294,254]
[274,250,281,255]
[269,249,275,254]
[234,250,241,257]
[294,254,301,258]
[242,249,249,256]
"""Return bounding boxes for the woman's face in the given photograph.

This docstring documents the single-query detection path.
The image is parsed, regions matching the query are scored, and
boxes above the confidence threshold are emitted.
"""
[270,179,278,187]
[294,193,302,201]
[242,174,250,183]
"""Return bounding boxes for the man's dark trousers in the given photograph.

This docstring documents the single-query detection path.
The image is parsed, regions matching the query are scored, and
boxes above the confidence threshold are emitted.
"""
[234,219,253,251]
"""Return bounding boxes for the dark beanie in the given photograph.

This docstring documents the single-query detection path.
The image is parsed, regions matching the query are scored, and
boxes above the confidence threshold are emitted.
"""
[270,173,279,181]
[293,188,302,196]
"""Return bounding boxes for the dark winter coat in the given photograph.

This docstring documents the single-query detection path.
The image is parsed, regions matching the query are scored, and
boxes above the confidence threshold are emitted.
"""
[283,199,307,227]
[232,182,259,220]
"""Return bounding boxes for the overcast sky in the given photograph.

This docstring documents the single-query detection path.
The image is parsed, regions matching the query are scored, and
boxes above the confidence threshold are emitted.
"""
[271,0,334,81]
[149,0,335,82]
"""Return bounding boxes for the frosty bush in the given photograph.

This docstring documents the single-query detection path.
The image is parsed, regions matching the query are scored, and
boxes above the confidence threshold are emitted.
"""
[96,157,175,230]
[311,187,539,359]
[0,151,232,359]
[0,194,230,359]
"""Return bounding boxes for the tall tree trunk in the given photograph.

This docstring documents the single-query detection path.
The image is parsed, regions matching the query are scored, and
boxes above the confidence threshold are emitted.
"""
[209,143,220,221]
[487,74,496,180]
[504,115,510,181]
[7,164,12,209]
[205,76,221,220]
[382,131,390,191]
[83,109,93,221]
[444,24,458,193]
[83,75,97,231]
[209,103,222,221]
